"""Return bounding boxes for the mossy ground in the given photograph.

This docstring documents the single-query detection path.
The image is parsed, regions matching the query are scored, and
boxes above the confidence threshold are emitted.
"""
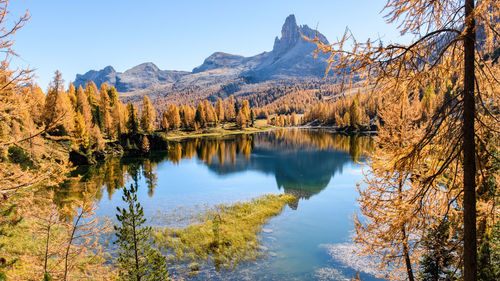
[152,193,296,270]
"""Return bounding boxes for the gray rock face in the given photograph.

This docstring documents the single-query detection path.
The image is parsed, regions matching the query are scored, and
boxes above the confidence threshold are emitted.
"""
[192,52,247,73]
[273,14,301,58]
[242,14,329,82]
[74,62,189,92]
[193,14,330,82]
[74,14,331,93]
[74,65,117,90]
[115,62,188,92]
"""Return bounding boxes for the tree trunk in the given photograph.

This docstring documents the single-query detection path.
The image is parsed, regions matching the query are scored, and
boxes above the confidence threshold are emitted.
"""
[402,226,415,281]
[132,209,141,281]
[463,0,477,280]
[398,178,414,281]
[44,224,51,275]
[64,213,82,281]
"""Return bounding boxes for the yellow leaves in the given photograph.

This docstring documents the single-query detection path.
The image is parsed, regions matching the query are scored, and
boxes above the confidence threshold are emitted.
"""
[140,95,155,134]
[73,112,89,150]
[166,104,181,130]
[3,188,113,280]
[236,110,247,128]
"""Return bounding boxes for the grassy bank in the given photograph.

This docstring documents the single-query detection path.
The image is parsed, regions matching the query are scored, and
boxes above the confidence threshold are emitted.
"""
[152,193,297,270]
[158,119,270,141]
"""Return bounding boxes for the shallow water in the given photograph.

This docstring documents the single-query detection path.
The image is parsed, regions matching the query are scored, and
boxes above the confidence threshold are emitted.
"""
[60,128,384,280]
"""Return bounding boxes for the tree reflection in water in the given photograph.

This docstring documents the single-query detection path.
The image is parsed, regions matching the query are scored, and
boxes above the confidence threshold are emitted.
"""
[53,129,373,210]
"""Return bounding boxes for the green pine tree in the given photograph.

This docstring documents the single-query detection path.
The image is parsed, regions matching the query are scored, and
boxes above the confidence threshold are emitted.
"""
[234,101,240,116]
[419,220,457,280]
[114,184,169,281]
[194,108,203,129]
[478,222,500,280]
[126,103,139,134]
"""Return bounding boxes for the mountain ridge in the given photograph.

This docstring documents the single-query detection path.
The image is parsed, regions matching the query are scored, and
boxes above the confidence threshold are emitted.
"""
[73,14,330,93]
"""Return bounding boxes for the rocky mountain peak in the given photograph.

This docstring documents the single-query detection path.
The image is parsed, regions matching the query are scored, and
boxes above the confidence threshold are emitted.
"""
[74,14,331,92]
[273,14,301,55]
[192,52,246,73]
[126,62,160,74]
[281,14,299,41]
[102,65,117,73]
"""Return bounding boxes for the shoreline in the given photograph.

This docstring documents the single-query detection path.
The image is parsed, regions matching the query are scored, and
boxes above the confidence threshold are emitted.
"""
[159,126,271,141]
[158,125,376,142]
[72,125,376,165]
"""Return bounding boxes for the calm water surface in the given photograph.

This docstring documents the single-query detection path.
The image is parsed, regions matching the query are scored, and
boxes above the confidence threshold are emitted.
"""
[59,129,382,281]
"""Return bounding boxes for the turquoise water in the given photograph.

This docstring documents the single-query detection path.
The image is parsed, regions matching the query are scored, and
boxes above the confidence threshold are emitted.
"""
[71,129,382,280]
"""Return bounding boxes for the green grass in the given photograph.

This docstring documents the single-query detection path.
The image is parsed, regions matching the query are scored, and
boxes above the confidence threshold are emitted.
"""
[152,193,296,270]
[158,120,271,140]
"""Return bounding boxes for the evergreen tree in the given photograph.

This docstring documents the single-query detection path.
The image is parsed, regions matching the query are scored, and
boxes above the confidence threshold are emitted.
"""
[215,98,224,123]
[42,71,74,135]
[76,86,92,128]
[195,102,205,128]
[111,102,123,140]
[240,100,250,119]
[24,85,46,126]
[140,95,155,133]
[343,112,350,127]
[67,82,77,109]
[126,103,139,134]
[290,111,296,126]
[73,112,89,151]
[85,82,101,129]
[114,184,169,281]
[160,111,169,132]
[42,71,62,127]
[99,83,112,136]
[108,86,119,106]
[349,93,361,128]
[141,135,150,153]
[108,86,122,140]
[234,101,240,117]
[236,111,246,129]
[194,107,203,129]
[166,104,181,130]
[250,110,255,127]
[419,221,456,280]
[421,84,437,119]
[477,222,500,281]
[202,100,211,125]
[226,95,236,121]
[307,1,500,278]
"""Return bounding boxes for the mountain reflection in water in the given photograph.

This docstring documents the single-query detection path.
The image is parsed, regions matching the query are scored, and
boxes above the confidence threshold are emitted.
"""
[47,128,380,280]
[53,129,373,212]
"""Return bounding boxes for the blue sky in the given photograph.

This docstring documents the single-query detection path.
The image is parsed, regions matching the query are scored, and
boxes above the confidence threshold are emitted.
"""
[8,0,401,90]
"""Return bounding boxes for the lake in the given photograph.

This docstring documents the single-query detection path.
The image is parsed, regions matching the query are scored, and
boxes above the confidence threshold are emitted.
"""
[57,128,382,281]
